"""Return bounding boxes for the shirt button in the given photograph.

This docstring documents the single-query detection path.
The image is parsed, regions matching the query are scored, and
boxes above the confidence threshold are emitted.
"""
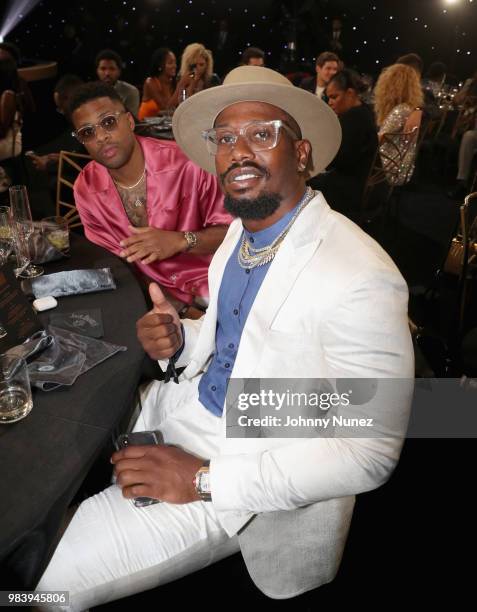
[245,269,250,274]
[211,385,217,392]
[225,363,230,368]
[249,236,254,243]
[228,343,234,349]
[233,309,239,315]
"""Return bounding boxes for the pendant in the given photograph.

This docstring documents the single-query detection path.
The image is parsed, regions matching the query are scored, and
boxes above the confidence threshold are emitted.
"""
[133,198,144,208]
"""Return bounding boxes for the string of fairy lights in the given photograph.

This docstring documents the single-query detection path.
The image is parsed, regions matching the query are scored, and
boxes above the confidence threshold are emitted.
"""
[0,0,475,76]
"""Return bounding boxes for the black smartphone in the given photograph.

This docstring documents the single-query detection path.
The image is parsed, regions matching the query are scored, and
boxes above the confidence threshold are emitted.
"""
[115,430,164,507]
[189,63,196,75]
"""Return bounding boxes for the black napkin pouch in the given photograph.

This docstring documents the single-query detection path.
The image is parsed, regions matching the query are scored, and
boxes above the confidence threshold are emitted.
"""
[49,308,104,338]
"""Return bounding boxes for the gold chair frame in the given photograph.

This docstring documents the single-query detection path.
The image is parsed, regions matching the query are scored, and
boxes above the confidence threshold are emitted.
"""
[55,150,91,228]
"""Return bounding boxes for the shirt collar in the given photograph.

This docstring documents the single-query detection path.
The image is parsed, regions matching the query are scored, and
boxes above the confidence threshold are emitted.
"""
[88,136,173,193]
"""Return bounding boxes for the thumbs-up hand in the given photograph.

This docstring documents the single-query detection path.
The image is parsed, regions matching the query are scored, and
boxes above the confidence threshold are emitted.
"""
[136,283,183,361]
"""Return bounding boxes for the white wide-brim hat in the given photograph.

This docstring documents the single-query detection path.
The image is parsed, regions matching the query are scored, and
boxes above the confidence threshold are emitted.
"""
[172,66,341,178]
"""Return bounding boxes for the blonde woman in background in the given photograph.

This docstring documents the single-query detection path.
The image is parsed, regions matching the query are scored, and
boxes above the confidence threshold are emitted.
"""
[178,43,221,99]
[374,63,424,185]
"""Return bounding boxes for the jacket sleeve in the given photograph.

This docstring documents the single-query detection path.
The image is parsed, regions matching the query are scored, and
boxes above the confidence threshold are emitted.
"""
[210,268,414,514]
[157,316,204,371]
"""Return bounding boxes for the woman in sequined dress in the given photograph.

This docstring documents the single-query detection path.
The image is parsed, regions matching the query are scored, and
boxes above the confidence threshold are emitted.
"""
[374,63,424,185]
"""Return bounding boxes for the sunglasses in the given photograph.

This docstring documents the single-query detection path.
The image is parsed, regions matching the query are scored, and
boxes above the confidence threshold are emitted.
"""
[72,111,127,143]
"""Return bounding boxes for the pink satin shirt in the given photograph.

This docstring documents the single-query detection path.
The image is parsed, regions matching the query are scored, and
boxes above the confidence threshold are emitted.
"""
[74,136,231,303]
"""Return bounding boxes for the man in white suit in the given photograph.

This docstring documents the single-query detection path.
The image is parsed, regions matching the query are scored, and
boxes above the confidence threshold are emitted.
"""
[37,67,414,610]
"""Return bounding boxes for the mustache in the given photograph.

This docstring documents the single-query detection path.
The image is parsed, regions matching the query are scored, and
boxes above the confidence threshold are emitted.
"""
[219,162,270,184]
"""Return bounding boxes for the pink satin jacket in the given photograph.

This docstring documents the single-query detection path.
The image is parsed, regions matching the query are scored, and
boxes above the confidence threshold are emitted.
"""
[74,137,231,303]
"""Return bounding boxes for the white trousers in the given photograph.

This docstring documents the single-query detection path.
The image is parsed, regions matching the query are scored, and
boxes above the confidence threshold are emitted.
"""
[36,377,240,611]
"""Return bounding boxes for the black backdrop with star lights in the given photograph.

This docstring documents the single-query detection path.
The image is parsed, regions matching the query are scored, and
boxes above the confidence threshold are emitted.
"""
[1,0,476,84]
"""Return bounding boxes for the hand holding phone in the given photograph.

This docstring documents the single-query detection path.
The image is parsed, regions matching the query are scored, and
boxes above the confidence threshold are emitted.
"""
[115,430,164,507]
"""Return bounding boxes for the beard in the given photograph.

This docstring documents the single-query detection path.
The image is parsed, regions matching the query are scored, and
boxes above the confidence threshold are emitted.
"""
[224,191,283,220]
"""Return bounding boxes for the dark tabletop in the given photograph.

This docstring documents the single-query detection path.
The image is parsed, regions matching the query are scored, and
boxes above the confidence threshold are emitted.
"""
[0,234,148,590]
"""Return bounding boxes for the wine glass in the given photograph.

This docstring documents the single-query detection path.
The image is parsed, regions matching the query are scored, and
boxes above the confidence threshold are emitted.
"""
[8,185,43,278]
[0,206,14,266]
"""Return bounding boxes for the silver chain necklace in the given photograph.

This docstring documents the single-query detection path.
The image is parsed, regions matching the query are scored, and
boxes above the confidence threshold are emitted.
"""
[237,187,316,270]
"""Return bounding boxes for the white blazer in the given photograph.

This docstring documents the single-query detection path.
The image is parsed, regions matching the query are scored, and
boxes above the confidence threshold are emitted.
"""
[169,192,414,597]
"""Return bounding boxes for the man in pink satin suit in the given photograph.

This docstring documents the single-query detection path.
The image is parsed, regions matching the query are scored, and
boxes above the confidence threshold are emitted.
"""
[69,82,232,319]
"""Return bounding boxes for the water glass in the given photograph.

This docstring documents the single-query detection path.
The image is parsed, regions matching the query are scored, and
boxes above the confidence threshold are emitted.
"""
[0,354,33,424]
[41,216,70,253]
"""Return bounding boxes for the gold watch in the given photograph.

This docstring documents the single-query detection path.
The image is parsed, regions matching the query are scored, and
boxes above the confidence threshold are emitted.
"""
[184,231,198,251]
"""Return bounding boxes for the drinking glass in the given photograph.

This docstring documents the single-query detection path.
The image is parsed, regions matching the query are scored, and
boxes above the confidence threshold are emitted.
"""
[0,354,33,424]
[0,206,14,266]
[41,216,70,253]
[9,185,43,278]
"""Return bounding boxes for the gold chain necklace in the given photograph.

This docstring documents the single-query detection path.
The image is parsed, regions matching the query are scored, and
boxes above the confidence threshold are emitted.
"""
[113,169,146,209]
[238,187,316,270]
[113,168,146,190]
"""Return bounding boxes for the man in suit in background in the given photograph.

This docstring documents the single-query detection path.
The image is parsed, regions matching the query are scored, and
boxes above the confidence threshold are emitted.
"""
[37,67,413,609]
[299,51,339,99]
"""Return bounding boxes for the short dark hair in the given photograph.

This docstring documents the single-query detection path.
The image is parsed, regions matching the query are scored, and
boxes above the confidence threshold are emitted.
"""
[241,47,265,65]
[0,42,21,64]
[149,47,173,77]
[316,51,340,67]
[54,74,83,97]
[396,53,423,75]
[328,69,368,94]
[68,81,124,117]
[95,49,123,71]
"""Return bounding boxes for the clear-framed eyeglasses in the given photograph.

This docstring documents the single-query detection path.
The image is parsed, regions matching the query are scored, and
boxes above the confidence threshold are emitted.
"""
[72,111,127,143]
[202,120,300,156]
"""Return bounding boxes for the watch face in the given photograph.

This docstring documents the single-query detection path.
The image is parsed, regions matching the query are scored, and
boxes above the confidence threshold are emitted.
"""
[198,470,211,494]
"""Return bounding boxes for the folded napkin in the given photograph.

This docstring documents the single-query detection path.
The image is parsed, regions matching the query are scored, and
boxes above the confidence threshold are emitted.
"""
[5,329,54,361]
[29,224,68,265]
[29,268,116,299]
[49,308,104,338]
[28,325,126,391]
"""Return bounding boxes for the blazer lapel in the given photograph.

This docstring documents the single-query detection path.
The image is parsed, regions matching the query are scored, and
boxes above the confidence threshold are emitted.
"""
[232,194,331,379]
[182,193,332,379]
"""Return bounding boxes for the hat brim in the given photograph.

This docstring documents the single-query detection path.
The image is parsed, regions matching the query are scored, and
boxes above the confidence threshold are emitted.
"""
[172,82,342,178]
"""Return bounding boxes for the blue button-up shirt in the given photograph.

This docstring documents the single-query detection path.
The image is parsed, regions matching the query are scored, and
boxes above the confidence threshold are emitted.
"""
[199,203,300,416]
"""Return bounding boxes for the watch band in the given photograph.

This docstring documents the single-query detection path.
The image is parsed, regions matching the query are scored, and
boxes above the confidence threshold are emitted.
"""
[178,304,190,318]
[194,460,211,502]
[184,231,198,251]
